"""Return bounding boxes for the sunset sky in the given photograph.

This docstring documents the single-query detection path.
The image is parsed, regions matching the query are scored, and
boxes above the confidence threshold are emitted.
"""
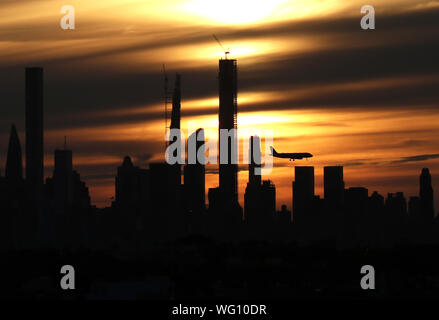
[0,0,438,210]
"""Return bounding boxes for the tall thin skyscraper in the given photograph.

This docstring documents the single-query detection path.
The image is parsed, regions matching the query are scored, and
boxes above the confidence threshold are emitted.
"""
[218,59,238,202]
[245,136,262,221]
[184,129,206,213]
[420,168,434,221]
[170,74,182,186]
[5,124,23,184]
[170,74,181,131]
[25,67,44,196]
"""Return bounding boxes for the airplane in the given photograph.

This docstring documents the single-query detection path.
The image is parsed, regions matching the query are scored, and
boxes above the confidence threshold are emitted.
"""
[270,147,313,161]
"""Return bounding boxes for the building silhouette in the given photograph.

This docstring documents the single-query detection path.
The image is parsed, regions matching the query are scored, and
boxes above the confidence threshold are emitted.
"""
[260,180,276,219]
[409,196,421,220]
[276,205,291,224]
[115,156,150,210]
[292,166,315,244]
[420,168,435,222]
[113,156,150,246]
[244,136,262,224]
[386,192,407,244]
[42,147,91,249]
[149,162,182,239]
[170,74,182,186]
[344,187,369,248]
[207,58,242,238]
[248,136,261,187]
[324,166,344,243]
[408,168,435,243]
[53,149,74,211]
[1,125,25,250]
[243,178,276,239]
[184,128,206,214]
[218,58,238,203]
[5,124,23,185]
[324,166,344,206]
[244,136,276,239]
[365,191,386,248]
[292,166,314,225]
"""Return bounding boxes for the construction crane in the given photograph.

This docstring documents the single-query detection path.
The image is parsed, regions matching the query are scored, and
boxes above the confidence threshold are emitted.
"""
[213,34,230,60]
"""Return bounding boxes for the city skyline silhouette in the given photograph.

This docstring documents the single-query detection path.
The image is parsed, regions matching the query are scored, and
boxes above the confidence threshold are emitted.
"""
[1,63,437,216]
[1,3,439,210]
[1,0,439,301]
[0,62,437,247]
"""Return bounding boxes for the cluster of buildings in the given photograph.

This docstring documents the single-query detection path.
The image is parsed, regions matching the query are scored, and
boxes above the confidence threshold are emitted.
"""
[0,60,437,253]
[109,57,438,248]
[291,166,436,247]
[0,68,91,250]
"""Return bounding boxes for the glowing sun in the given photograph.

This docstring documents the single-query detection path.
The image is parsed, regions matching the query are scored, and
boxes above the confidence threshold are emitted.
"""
[182,0,289,24]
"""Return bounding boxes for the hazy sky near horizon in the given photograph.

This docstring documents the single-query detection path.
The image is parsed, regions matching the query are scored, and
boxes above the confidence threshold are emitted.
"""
[0,0,439,209]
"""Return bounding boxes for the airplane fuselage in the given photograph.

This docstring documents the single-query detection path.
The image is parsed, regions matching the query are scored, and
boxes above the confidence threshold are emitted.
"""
[274,153,313,160]
[270,147,313,161]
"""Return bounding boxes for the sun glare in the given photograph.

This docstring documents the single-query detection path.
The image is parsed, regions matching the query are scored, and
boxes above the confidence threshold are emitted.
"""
[182,0,290,24]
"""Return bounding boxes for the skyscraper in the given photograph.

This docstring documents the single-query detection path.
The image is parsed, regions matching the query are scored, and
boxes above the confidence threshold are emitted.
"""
[5,124,23,184]
[248,136,261,187]
[244,136,262,222]
[386,192,407,243]
[53,149,73,210]
[293,166,315,224]
[149,162,182,239]
[420,168,434,222]
[170,74,181,131]
[170,74,182,185]
[115,156,150,208]
[324,166,344,206]
[184,129,206,213]
[260,180,276,218]
[25,67,44,196]
[218,59,238,203]
[244,136,275,231]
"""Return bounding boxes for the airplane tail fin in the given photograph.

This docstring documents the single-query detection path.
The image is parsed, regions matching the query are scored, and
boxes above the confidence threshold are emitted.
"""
[270,146,278,156]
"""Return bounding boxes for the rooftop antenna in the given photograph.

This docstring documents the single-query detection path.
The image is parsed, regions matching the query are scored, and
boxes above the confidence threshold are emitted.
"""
[213,34,230,60]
